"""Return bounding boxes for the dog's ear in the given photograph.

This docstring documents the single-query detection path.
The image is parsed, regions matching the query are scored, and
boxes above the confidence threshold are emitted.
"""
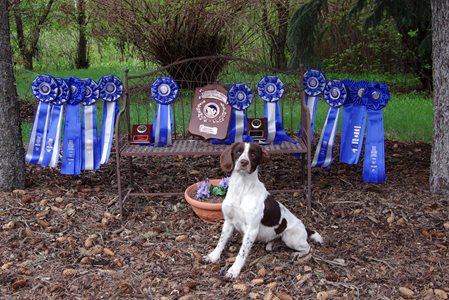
[262,148,270,163]
[220,144,236,173]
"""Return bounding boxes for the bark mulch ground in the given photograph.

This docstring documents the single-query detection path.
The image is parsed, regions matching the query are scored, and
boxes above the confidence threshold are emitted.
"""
[0,140,448,299]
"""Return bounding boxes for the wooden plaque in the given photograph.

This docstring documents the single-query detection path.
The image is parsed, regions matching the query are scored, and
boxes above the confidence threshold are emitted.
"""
[188,84,231,140]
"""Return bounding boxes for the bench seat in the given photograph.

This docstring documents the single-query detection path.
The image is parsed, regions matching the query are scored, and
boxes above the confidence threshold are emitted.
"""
[119,139,307,157]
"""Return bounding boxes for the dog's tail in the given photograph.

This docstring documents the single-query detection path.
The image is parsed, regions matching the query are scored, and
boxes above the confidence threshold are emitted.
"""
[306,228,323,244]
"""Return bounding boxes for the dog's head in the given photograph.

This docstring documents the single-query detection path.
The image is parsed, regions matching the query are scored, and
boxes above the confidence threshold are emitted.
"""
[220,142,269,174]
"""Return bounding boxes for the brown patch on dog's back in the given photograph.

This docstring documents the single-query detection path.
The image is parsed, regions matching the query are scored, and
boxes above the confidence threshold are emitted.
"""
[261,195,282,227]
[275,218,287,234]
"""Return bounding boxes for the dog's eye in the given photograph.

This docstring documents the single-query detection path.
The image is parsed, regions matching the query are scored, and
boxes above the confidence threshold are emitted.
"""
[235,151,242,156]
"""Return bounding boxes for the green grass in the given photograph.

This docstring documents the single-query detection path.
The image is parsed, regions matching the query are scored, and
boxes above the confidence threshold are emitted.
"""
[17,66,433,144]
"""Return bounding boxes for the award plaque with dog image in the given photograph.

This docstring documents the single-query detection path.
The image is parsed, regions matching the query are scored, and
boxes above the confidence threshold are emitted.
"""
[189,84,231,140]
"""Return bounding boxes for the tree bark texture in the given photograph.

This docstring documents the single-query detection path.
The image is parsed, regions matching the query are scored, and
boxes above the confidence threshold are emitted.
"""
[261,0,289,69]
[75,0,89,69]
[0,0,25,190]
[430,0,449,194]
[13,0,55,70]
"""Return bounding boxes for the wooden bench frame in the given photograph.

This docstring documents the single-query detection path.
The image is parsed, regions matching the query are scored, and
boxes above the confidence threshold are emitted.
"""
[114,55,312,217]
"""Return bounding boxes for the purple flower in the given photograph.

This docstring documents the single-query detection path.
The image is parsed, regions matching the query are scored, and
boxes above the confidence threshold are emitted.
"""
[196,178,210,200]
[218,177,230,190]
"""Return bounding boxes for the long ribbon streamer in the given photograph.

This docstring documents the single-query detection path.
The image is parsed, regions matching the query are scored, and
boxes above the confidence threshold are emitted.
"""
[98,75,123,164]
[312,80,347,169]
[258,76,294,145]
[41,78,69,168]
[26,75,59,165]
[81,79,100,170]
[340,80,369,164]
[61,77,85,175]
[150,77,179,147]
[299,69,327,141]
[362,82,390,183]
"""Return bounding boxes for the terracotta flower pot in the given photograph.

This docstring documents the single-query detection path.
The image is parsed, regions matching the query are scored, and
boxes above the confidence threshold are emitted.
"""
[184,179,224,224]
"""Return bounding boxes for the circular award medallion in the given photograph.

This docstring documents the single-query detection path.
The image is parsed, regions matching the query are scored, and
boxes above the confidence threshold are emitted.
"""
[324,80,347,108]
[53,78,70,105]
[151,76,179,105]
[66,77,86,105]
[82,78,100,106]
[31,74,59,103]
[362,82,390,111]
[227,83,253,110]
[98,74,124,102]
[257,76,284,102]
[303,68,327,96]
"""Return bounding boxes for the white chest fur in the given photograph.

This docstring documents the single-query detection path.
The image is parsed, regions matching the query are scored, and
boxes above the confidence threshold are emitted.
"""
[222,170,268,233]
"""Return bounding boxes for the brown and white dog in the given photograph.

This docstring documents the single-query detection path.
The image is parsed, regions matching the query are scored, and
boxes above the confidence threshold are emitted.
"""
[204,142,323,279]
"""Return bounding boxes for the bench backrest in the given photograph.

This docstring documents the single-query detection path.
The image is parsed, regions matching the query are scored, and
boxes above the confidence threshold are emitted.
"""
[117,55,310,145]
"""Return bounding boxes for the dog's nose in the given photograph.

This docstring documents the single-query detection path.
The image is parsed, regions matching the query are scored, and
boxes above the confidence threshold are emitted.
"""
[240,159,249,168]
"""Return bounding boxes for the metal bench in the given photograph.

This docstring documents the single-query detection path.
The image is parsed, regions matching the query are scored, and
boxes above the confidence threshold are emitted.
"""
[114,55,312,217]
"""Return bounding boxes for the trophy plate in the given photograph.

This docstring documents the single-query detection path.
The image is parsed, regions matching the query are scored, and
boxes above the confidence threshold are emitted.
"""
[247,118,267,140]
[131,124,152,144]
[188,84,231,140]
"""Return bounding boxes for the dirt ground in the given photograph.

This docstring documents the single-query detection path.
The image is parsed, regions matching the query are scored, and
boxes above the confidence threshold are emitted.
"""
[0,139,448,299]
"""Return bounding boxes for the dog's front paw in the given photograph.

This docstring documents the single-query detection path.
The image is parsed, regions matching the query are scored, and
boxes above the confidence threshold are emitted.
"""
[204,251,220,263]
[225,266,240,279]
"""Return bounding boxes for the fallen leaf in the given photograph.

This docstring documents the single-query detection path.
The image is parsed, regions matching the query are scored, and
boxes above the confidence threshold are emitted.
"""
[435,289,448,299]
[175,235,188,242]
[2,221,15,230]
[251,278,264,285]
[233,284,248,292]
[257,267,267,277]
[443,222,449,230]
[266,282,277,289]
[12,279,28,290]
[84,238,94,249]
[103,248,115,256]
[63,268,77,277]
[226,256,236,263]
[399,287,415,298]
[387,212,395,224]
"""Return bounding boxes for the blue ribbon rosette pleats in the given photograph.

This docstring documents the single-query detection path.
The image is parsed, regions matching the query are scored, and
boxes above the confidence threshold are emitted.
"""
[41,78,69,167]
[257,76,293,144]
[312,80,347,169]
[299,68,327,141]
[81,79,100,170]
[98,75,123,164]
[61,77,85,175]
[26,75,59,165]
[339,80,369,164]
[221,83,254,144]
[362,82,390,183]
[150,77,179,146]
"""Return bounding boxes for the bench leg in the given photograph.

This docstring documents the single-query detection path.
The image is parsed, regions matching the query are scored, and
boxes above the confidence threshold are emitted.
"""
[128,157,134,188]
[116,154,124,218]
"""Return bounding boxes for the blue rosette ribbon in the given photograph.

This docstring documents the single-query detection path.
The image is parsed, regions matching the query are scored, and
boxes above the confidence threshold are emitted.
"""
[340,80,369,164]
[362,82,390,183]
[25,74,59,165]
[150,76,179,146]
[81,79,101,170]
[213,83,254,144]
[298,68,327,140]
[98,74,123,164]
[312,80,347,169]
[257,76,294,144]
[41,78,69,168]
[60,77,85,175]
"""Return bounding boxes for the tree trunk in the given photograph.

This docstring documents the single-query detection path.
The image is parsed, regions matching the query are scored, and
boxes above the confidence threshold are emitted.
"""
[430,0,449,194]
[12,0,55,70]
[0,0,25,191]
[262,0,289,70]
[75,0,89,69]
